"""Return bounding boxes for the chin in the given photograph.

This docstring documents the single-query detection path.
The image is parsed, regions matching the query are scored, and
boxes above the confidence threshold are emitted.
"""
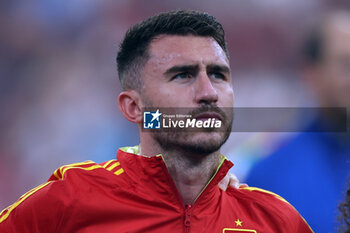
[155,131,230,155]
[184,132,230,154]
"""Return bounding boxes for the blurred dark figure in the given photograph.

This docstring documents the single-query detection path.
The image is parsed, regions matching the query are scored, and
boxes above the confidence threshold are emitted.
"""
[246,10,350,233]
[339,183,350,233]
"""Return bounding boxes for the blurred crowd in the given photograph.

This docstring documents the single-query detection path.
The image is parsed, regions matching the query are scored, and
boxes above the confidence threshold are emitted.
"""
[1,0,350,232]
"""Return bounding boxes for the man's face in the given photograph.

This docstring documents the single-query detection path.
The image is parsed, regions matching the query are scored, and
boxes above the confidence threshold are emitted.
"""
[140,35,234,154]
[316,19,350,108]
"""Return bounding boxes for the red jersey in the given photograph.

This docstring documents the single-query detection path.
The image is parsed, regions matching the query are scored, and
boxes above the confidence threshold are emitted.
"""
[0,146,313,233]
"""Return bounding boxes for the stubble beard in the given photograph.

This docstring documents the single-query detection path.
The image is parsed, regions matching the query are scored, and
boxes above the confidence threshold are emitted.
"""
[142,95,233,155]
[154,128,232,155]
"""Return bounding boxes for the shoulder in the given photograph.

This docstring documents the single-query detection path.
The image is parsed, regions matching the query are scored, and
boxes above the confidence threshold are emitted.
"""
[50,159,124,181]
[0,174,69,232]
[225,187,313,232]
[0,159,124,232]
[232,186,295,210]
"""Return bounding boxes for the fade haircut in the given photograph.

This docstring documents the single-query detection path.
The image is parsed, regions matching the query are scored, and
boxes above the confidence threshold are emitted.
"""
[116,10,229,90]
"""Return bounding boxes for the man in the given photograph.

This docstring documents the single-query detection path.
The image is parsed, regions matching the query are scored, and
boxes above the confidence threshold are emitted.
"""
[246,10,350,233]
[0,10,312,232]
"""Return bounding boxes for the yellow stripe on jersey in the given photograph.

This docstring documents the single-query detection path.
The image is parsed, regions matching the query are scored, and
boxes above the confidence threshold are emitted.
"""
[223,228,257,232]
[101,160,124,176]
[54,161,99,180]
[106,162,120,171]
[114,168,124,176]
[0,181,53,223]
[53,168,61,180]
[61,164,102,176]
[0,162,103,224]
[240,187,289,204]
[102,160,116,169]
[241,187,314,233]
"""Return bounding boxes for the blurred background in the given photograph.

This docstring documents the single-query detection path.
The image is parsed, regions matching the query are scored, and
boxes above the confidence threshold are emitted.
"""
[1,0,349,232]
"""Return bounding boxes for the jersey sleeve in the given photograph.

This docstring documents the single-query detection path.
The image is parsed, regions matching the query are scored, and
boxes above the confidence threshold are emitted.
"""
[0,161,97,233]
[0,180,72,233]
[240,187,314,233]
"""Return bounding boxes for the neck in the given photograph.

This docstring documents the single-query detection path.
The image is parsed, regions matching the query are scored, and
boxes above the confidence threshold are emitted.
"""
[140,135,222,205]
[163,149,221,205]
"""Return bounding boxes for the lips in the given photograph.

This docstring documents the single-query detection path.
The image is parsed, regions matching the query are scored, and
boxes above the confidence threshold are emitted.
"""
[194,112,223,122]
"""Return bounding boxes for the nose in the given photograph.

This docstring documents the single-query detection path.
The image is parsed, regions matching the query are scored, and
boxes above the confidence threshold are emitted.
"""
[193,72,218,105]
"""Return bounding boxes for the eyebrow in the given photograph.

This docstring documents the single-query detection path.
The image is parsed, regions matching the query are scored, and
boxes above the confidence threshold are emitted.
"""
[163,64,231,76]
[207,64,231,74]
[164,65,199,76]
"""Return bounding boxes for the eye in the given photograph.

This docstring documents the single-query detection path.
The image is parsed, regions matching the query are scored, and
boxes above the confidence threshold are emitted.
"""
[209,72,226,80]
[171,72,193,81]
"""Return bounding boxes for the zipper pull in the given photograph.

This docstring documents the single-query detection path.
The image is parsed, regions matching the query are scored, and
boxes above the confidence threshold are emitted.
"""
[184,204,192,227]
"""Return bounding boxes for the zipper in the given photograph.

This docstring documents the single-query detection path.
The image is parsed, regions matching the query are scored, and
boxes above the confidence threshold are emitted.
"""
[184,204,192,233]
[156,154,228,233]
[157,154,228,206]
[183,157,227,233]
[192,156,227,203]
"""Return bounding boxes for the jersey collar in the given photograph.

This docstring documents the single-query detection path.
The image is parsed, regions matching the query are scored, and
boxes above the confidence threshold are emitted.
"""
[116,145,234,209]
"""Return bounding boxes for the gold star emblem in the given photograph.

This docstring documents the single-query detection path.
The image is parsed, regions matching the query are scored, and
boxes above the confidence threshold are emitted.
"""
[235,219,243,227]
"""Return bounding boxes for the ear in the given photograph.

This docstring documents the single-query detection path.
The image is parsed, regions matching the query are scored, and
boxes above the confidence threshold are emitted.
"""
[118,90,143,124]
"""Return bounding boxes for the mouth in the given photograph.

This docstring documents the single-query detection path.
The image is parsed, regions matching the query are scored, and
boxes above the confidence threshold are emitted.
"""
[194,112,223,122]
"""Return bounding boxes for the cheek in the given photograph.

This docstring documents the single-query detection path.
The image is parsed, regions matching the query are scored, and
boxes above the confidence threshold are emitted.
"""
[158,86,191,106]
[218,85,234,106]
[145,84,185,107]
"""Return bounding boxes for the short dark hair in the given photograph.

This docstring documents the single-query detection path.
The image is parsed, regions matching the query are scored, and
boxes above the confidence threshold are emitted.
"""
[302,27,324,65]
[116,10,228,90]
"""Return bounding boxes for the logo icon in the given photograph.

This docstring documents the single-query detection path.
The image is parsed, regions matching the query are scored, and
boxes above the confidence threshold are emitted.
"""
[143,109,162,129]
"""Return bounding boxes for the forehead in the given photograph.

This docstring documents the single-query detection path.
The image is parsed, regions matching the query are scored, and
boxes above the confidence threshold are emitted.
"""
[147,35,229,68]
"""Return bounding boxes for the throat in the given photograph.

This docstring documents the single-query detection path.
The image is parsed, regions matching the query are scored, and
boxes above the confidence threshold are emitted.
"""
[163,151,221,205]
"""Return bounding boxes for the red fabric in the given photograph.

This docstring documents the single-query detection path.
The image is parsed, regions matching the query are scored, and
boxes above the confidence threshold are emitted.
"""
[0,149,313,233]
